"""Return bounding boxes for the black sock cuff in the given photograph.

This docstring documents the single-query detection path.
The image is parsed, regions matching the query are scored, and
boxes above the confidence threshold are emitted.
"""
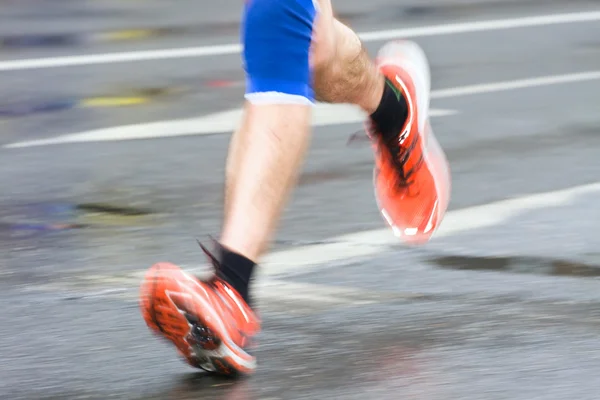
[370,77,409,140]
[215,244,256,305]
[370,78,397,120]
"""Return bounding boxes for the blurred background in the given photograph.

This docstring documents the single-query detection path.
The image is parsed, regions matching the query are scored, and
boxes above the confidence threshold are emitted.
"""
[1,0,600,399]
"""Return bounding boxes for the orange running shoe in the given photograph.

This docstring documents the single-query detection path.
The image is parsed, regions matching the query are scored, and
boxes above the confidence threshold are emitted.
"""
[139,245,260,376]
[368,41,451,245]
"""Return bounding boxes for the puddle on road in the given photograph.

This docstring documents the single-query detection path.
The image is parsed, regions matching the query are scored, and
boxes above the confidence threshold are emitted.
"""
[75,202,155,217]
[430,254,600,279]
[0,201,160,237]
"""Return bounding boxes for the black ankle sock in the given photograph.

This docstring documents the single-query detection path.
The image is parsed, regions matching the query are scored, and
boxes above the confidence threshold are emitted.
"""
[215,244,256,307]
[370,78,409,141]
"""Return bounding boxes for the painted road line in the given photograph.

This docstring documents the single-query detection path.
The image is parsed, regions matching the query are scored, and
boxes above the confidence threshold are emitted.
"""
[36,278,424,306]
[2,105,455,148]
[79,96,152,107]
[0,10,599,71]
[255,279,425,305]
[6,70,600,149]
[260,181,600,277]
[431,71,600,99]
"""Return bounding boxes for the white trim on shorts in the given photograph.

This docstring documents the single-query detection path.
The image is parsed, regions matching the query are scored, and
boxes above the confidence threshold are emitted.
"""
[312,0,320,12]
[244,92,315,106]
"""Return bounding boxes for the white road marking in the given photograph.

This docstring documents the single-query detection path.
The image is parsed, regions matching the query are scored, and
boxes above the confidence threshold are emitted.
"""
[255,280,407,305]
[38,278,421,305]
[431,71,600,99]
[2,105,456,148]
[261,181,600,277]
[0,11,599,71]
[6,69,600,149]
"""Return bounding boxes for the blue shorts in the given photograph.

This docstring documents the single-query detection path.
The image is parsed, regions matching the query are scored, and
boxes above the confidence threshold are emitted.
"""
[241,0,318,104]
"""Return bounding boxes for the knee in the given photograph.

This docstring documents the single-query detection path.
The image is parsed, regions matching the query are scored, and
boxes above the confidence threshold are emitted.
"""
[333,20,363,64]
[310,39,336,71]
[312,19,363,71]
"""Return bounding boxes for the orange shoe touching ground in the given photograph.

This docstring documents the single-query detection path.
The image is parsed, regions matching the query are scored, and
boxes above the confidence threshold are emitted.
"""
[368,41,451,245]
[139,250,260,377]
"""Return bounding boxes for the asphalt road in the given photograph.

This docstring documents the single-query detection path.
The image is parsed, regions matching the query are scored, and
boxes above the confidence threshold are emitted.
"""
[1,0,600,399]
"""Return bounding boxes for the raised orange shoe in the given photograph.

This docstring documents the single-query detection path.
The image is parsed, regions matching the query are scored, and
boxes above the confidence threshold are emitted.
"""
[368,41,451,245]
[140,246,260,376]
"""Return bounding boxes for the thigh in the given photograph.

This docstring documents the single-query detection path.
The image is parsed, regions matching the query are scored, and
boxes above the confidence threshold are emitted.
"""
[242,0,318,104]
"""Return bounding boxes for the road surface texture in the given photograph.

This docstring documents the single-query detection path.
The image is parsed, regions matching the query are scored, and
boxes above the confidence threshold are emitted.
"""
[1,0,600,399]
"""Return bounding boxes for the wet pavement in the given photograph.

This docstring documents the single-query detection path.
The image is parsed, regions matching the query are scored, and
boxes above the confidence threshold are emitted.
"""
[2,0,600,399]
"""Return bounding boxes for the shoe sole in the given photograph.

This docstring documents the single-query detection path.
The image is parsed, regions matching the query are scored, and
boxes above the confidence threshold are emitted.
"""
[140,263,256,376]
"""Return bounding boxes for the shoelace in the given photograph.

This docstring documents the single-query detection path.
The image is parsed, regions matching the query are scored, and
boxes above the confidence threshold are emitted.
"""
[349,125,423,188]
[385,129,422,188]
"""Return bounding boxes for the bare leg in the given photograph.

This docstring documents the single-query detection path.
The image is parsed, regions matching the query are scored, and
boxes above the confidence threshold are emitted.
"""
[220,103,312,261]
[219,1,390,264]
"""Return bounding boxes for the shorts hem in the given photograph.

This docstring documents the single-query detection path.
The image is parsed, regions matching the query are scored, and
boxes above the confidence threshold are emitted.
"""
[245,92,315,105]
